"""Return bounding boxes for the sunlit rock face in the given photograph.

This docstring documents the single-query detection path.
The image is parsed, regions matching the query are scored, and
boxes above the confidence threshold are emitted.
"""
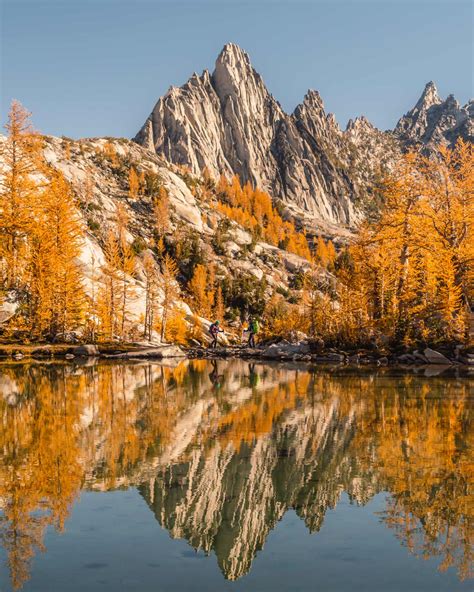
[135,44,363,225]
[135,45,472,226]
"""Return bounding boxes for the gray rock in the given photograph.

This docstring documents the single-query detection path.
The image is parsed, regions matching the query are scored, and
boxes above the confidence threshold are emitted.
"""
[72,344,99,356]
[395,82,473,151]
[423,348,452,365]
[109,346,186,359]
[398,354,416,363]
[324,353,346,362]
[262,341,311,359]
[412,351,428,363]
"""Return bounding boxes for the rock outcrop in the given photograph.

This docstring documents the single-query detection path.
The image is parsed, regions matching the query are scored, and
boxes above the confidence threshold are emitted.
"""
[395,81,473,149]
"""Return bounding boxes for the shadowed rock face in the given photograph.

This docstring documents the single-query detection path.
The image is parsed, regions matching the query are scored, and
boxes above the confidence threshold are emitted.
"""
[134,45,472,227]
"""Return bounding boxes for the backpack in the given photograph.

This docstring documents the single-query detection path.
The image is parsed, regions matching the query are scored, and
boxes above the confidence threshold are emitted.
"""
[251,320,259,334]
[209,323,218,335]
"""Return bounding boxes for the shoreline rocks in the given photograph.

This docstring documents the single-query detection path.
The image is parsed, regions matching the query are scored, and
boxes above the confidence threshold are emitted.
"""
[187,342,471,367]
[0,341,471,368]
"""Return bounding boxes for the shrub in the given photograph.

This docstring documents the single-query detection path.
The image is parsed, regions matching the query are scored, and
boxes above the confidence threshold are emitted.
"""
[131,237,147,255]
[222,272,267,319]
[87,218,100,232]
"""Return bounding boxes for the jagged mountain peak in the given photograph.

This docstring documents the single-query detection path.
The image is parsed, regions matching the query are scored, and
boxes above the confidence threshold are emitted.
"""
[293,90,342,136]
[395,81,473,148]
[415,80,442,110]
[134,43,363,224]
[134,45,471,226]
[346,115,374,132]
[212,42,273,111]
[216,42,252,68]
[445,93,460,108]
[213,43,256,87]
[301,89,325,109]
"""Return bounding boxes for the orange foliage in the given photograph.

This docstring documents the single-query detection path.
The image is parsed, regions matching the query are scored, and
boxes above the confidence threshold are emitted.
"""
[216,176,312,260]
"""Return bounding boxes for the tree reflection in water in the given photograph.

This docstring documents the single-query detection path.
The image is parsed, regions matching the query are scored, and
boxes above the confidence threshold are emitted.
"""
[0,360,472,589]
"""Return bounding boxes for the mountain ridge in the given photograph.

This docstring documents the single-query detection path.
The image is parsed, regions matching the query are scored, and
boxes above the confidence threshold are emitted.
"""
[135,43,472,226]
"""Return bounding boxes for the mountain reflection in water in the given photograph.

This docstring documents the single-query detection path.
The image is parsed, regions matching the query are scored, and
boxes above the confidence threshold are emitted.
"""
[0,359,472,589]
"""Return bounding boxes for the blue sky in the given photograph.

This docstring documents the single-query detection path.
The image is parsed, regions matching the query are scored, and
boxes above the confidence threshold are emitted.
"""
[1,0,472,138]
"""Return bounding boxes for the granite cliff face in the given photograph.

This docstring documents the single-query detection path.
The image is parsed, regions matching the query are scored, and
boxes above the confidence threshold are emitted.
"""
[135,44,472,227]
[135,44,364,225]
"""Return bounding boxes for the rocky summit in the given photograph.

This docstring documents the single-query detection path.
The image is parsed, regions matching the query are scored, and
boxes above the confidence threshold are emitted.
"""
[395,81,473,150]
[134,43,472,226]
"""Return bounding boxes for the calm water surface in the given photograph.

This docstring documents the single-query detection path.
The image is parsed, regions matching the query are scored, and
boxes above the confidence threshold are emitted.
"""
[0,359,472,591]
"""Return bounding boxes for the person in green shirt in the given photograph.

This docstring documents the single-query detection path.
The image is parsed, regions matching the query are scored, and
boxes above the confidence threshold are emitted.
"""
[246,317,259,348]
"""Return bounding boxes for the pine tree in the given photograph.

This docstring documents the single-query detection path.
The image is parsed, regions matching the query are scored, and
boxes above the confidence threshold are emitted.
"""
[153,186,170,237]
[143,250,159,341]
[27,171,85,339]
[115,205,136,339]
[214,284,225,322]
[160,254,179,341]
[0,101,43,290]
[128,167,139,199]
[188,263,211,317]
[98,230,122,340]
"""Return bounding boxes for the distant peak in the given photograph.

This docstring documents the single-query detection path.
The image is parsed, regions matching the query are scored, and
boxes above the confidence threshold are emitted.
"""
[415,81,441,110]
[445,93,459,108]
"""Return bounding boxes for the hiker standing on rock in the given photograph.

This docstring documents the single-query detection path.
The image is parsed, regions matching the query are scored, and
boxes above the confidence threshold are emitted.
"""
[245,317,259,348]
[209,320,223,349]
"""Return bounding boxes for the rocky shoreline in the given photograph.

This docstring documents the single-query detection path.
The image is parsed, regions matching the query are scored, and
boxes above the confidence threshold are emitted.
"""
[0,342,186,362]
[188,341,474,368]
[0,339,472,369]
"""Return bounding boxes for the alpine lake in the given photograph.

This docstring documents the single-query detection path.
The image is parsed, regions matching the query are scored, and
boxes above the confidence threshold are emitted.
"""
[0,358,472,591]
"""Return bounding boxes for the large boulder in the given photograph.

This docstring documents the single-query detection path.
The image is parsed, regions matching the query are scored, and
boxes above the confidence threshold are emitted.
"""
[72,344,99,356]
[262,340,311,359]
[160,169,203,231]
[107,345,186,359]
[423,348,452,365]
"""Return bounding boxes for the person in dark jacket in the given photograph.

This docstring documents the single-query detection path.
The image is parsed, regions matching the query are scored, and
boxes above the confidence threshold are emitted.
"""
[209,320,223,349]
